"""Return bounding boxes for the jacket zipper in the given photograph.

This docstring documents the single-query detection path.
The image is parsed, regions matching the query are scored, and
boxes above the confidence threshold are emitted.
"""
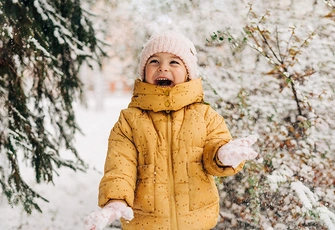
[167,112,178,229]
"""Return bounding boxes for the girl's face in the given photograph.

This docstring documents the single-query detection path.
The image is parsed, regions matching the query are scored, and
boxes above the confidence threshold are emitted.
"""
[144,52,188,87]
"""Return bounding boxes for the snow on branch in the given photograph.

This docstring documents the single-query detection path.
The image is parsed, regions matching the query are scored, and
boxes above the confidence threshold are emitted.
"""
[291,181,318,209]
[33,0,94,58]
[267,165,293,190]
[268,169,335,229]
[27,36,52,58]
[317,206,335,230]
[291,181,335,229]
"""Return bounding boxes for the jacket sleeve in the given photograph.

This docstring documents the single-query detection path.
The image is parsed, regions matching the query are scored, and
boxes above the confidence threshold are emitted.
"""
[98,110,138,208]
[202,106,245,176]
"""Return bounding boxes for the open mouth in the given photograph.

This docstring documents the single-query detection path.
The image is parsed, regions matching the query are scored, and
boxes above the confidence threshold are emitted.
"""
[155,78,173,87]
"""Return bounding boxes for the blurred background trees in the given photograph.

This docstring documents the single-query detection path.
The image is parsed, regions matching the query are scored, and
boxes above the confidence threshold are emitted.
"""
[1,0,334,229]
[208,3,335,229]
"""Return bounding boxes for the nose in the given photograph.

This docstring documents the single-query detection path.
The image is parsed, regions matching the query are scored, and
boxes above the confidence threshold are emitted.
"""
[158,63,169,72]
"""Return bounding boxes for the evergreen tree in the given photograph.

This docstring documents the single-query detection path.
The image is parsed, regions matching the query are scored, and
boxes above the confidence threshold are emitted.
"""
[0,0,105,213]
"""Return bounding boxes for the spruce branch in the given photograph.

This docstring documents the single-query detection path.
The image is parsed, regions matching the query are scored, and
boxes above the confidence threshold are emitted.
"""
[0,0,106,213]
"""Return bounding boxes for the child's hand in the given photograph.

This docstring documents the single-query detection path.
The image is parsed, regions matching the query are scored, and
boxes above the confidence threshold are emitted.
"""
[217,135,258,168]
[228,135,257,147]
[83,201,134,230]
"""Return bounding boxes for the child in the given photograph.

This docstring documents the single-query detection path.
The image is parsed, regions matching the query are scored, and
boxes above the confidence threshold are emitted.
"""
[84,31,258,230]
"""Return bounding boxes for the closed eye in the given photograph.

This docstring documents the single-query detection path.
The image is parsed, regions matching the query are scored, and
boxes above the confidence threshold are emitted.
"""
[149,59,159,64]
[170,60,180,65]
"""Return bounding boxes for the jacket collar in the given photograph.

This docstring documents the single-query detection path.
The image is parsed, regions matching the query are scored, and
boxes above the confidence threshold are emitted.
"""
[128,78,204,112]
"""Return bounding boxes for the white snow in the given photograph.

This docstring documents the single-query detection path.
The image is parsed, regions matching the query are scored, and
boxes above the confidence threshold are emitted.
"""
[27,36,51,58]
[291,181,318,210]
[1,0,335,228]
[0,93,131,230]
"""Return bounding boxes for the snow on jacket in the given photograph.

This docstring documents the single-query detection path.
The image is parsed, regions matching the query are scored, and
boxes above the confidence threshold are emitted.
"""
[98,78,245,230]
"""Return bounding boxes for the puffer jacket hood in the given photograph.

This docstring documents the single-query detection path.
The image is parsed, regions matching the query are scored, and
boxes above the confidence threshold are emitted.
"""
[128,78,204,112]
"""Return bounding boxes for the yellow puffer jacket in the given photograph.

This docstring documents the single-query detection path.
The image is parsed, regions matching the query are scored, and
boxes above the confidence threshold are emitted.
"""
[98,78,244,230]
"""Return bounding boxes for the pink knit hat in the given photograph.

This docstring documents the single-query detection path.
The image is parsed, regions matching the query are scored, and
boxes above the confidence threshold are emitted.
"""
[138,31,198,80]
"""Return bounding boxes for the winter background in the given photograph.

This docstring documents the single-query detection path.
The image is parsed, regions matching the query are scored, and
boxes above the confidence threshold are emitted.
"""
[0,92,131,230]
[1,0,335,229]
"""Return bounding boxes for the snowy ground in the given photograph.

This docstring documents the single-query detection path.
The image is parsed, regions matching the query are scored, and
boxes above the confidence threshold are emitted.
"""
[0,92,132,230]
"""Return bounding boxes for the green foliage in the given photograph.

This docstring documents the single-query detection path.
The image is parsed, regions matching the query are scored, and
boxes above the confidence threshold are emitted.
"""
[0,0,105,214]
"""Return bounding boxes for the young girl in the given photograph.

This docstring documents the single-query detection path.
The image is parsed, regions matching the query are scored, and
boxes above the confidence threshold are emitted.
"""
[84,31,258,230]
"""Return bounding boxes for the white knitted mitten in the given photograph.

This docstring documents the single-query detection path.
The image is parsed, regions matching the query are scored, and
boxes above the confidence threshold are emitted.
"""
[84,201,134,230]
[218,135,258,168]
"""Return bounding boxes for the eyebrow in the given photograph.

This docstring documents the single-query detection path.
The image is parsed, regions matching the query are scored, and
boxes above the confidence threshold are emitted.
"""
[150,54,180,59]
